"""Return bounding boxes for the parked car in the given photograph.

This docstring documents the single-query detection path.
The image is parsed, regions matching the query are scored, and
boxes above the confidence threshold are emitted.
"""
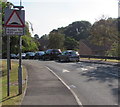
[43,49,62,60]
[34,51,45,60]
[58,50,80,62]
[25,52,35,59]
[10,54,17,59]
[16,53,26,59]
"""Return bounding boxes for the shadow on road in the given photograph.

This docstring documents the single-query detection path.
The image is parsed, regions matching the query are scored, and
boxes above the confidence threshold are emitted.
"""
[80,60,120,67]
[78,64,119,100]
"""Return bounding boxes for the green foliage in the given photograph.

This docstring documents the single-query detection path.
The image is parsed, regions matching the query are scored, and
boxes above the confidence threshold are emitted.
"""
[22,36,38,52]
[48,31,65,49]
[64,21,92,41]
[34,34,39,40]
[10,36,19,54]
[89,17,118,56]
[64,37,79,50]
[39,34,49,50]
[106,42,119,56]
[90,18,117,46]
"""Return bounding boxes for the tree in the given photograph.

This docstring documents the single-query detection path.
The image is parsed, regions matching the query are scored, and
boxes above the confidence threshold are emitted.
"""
[34,34,39,40]
[106,41,119,56]
[48,31,65,49]
[22,36,38,52]
[39,34,49,50]
[64,37,79,50]
[89,17,118,56]
[64,21,92,41]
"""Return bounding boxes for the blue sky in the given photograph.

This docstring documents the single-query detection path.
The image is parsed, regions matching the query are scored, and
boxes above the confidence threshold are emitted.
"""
[8,0,118,37]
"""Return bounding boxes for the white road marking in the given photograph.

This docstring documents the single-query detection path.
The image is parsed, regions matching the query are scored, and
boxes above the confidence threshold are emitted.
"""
[69,85,76,88]
[81,68,88,71]
[62,69,70,73]
[88,66,95,69]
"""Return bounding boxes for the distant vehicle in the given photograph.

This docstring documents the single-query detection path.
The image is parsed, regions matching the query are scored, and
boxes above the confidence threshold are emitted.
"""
[21,53,26,59]
[34,51,45,60]
[25,52,35,59]
[43,49,62,60]
[10,54,17,59]
[58,50,80,62]
[16,53,26,59]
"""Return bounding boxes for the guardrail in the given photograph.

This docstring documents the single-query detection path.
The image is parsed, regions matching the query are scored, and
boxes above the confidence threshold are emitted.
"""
[80,55,120,61]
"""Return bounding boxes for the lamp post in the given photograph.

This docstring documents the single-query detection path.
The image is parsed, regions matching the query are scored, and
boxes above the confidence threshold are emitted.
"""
[13,4,24,95]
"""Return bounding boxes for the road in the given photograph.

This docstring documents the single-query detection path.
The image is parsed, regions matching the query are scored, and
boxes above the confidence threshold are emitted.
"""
[22,60,119,105]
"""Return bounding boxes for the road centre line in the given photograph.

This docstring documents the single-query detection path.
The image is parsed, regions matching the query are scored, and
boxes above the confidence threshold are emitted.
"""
[45,66,83,106]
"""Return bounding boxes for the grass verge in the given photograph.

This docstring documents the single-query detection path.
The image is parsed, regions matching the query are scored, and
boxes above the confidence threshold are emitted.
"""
[0,60,27,105]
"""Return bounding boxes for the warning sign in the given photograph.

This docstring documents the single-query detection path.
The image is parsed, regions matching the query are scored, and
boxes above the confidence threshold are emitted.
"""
[4,8,25,35]
[5,9,25,28]
[5,10,25,27]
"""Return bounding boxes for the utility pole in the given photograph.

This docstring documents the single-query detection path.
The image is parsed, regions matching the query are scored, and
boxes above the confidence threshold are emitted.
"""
[18,0,23,95]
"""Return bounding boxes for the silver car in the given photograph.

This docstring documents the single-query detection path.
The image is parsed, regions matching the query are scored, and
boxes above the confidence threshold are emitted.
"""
[58,50,80,62]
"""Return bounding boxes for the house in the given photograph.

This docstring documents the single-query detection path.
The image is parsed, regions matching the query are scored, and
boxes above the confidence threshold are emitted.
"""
[79,40,110,56]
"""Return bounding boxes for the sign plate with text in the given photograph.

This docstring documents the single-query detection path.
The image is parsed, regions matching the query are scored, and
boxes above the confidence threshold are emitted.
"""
[5,27,24,35]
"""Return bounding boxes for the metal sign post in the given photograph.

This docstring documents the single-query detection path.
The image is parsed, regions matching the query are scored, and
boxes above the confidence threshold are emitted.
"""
[7,34,10,96]
[18,35,22,94]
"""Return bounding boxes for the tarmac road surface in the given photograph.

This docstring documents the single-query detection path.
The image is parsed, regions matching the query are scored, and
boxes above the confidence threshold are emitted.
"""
[21,60,79,106]
[21,60,119,106]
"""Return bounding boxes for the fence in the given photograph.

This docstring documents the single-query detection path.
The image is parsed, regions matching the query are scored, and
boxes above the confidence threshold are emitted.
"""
[80,55,120,61]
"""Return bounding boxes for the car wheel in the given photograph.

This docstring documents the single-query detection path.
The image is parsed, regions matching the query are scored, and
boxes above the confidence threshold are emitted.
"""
[58,58,61,62]
[76,58,80,62]
[66,58,70,62]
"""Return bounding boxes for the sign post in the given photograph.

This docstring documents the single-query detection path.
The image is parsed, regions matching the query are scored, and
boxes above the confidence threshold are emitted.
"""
[18,35,22,94]
[4,6,25,95]
[7,34,10,96]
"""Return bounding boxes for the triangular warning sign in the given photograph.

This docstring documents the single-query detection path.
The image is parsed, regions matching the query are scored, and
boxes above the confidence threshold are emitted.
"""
[5,10,25,27]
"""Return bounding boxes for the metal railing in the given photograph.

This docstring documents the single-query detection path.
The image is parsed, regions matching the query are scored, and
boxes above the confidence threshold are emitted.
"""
[80,55,120,61]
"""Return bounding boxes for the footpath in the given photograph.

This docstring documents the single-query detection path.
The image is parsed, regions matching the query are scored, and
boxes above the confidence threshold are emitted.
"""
[21,60,79,106]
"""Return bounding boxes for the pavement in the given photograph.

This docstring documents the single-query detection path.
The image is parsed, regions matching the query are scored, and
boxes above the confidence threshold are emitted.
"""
[21,60,79,106]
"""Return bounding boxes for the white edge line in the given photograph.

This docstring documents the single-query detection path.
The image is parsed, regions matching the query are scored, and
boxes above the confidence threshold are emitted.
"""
[45,66,83,107]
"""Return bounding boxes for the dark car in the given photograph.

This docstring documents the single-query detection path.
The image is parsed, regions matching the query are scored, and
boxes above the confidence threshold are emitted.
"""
[58,50,80,62]
[43,49,62,60]
[25,52,35,59]
[10,54,17,59]
[34,51,45,60]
